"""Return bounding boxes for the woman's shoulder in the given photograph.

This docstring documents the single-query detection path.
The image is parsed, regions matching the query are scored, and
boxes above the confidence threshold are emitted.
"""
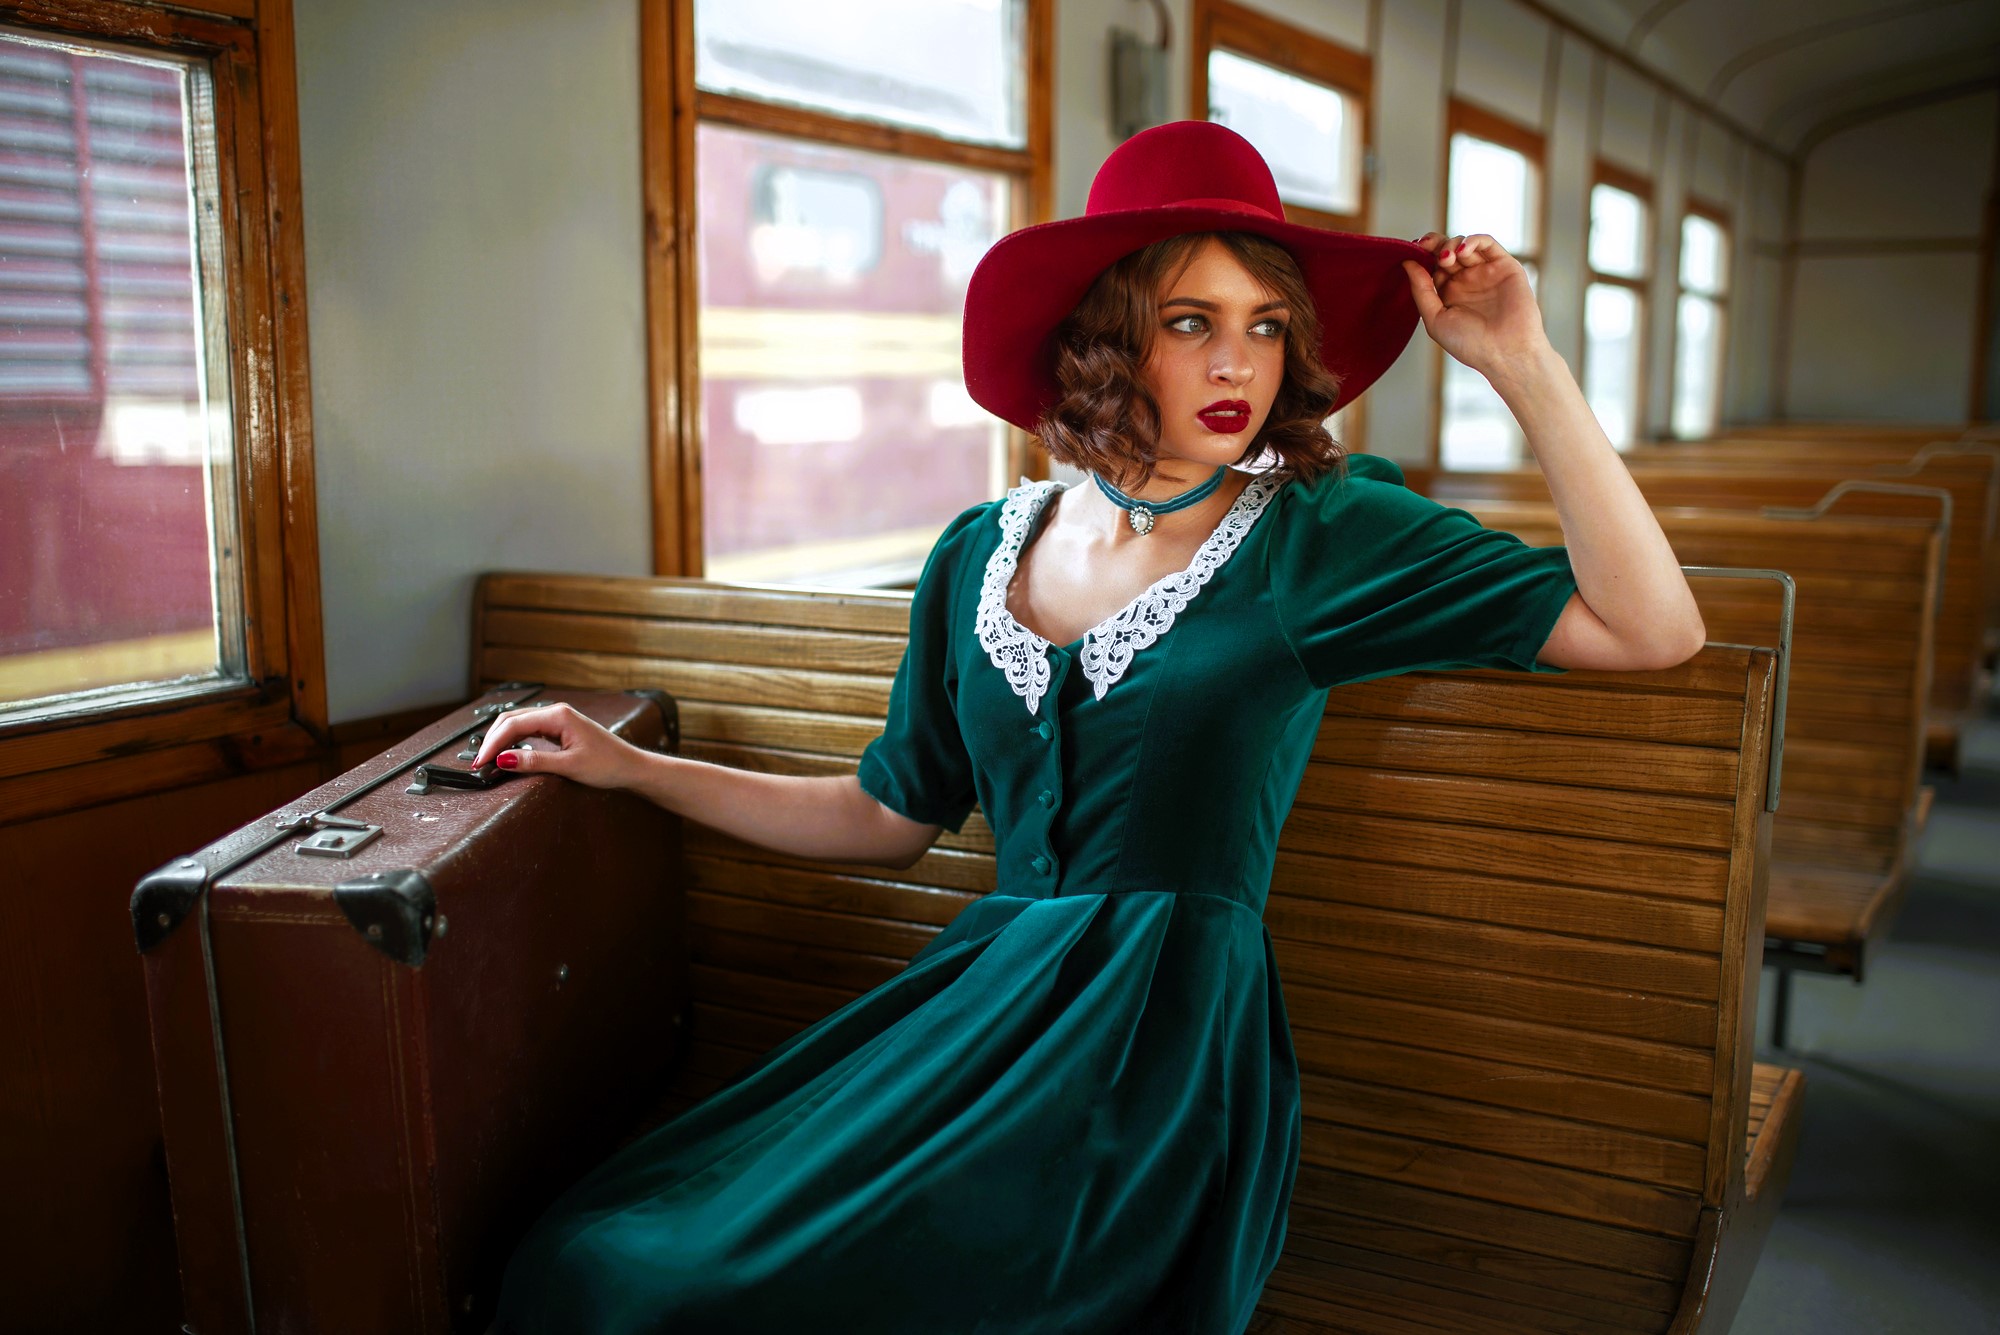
[1278,451,1407,502]
[1272,452,1432,535]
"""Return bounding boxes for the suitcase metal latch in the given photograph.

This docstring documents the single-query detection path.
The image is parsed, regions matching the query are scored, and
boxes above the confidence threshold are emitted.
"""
[296,825,384,858]
[279,811,384,859]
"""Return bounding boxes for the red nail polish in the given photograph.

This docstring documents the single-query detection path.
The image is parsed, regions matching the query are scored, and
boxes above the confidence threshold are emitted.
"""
[495,752,519,769]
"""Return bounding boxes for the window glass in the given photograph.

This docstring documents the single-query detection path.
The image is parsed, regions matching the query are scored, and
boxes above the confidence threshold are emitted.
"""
[1206,49,1360,216]
[1440,355,1521,468]
[698,123,1009,586]
[0,31,240,718]
[1681,213,1726,295]
[1583,284,1642,448]
[1441,133,1538,469]
[694,0,1027,149]
[1673,295,1723,438]
[1439,263,1539,470]
[1588,183,1646,279]
[1445,134,1535,254]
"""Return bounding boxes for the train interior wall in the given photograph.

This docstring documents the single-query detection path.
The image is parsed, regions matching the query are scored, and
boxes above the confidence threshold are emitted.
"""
[1784,87,2000,423]
[4,1,1996,1330]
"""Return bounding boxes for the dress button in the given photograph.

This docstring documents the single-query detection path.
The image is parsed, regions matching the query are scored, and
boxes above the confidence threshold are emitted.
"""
[1032,855,1052,875]
[1036,720,1054,740]
[1037,789,1055,808]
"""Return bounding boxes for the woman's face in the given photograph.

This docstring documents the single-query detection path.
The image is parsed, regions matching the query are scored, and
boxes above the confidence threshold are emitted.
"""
[1139,237,1288,478]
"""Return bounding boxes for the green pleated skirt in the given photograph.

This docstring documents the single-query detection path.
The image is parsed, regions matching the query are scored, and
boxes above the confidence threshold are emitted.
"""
[492,890,1301,1334]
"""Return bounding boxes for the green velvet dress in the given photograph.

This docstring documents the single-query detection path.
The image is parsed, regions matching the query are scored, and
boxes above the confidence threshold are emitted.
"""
[492,454,1578,1334]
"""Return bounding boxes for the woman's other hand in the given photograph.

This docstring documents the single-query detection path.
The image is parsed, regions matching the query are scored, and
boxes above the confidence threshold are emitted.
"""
[1401,232,1552,381]
[468,701,646,791]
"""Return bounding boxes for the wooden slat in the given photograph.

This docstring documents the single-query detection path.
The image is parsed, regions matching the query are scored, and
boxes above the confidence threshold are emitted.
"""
[1291,1030,1711,1145]
[479,646,894,715]
[483,607,906,674]
[1280,981,1715,1096]
[1280,808,1732,902]
[1290,1170,1696,1284]
[684,830,995,893]
[1764,863,1904,947]
[685,886,945,960]
[1283,1201,1685,1313]
[693,926,907,995]
[1312,719,1740,798]
[1323,676,1750,747]
[1269,1244,1666,1335]
[1462,504,1937,576]
[690,963,866,1025]
[1280,944,1719,1048]
[1272,851,1728,955]
[1299,1072,1708,1190]
[1296,765,1737,850]
[1745,1065,1808,1201]
[677,700,885,756]
[478,572,912,632]
[1268,891,1720,1001]
[1303,1119,1702,1238]
[1256,1268,1471,1335]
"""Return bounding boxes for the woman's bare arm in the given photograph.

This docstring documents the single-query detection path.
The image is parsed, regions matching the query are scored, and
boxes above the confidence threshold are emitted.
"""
[469,701,944,869]
[1405,231,1707,670]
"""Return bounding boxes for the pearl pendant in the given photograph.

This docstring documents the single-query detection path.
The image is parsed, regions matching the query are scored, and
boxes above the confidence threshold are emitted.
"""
[1128,506,1155,536]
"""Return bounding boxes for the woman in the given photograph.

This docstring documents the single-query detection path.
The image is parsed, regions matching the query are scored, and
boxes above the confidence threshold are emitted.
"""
[482,121,1704,1333]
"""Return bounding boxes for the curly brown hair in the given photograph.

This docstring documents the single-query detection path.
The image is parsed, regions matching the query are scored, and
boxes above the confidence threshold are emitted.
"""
[1036,231,1347,489]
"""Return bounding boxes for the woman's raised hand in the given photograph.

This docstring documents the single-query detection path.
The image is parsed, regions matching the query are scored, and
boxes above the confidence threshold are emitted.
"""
[468,701,646,791]
[1402,232,1552,381]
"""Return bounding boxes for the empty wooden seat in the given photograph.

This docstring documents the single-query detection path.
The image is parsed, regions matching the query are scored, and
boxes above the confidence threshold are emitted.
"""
[1418,458,1993,771]
[1625,439,2000,660]
[471,570,1801,1333]
[1449,500,1941,1048]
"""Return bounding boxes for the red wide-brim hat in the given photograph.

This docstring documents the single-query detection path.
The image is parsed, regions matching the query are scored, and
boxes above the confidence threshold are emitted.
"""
[963,120,1437,433]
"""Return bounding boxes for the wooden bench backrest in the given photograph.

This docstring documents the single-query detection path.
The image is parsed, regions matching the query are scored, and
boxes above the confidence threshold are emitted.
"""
[1719,423,1986,442]
[471,572,1782,1335]
[1620,445,2000,631]
[1630,439,1996,458]
[1455,501,1939,875]
[1424,462,1991,715]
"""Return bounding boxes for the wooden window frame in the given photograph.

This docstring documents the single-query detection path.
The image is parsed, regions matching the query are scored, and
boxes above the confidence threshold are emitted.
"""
[1190,0,1373,234]
[1673,196,1733,439]
[1583,159,1654,446]
[1190,0,1373,453]
[0,0,324,827]
[1434,99,1547,469]
[639,0,1055,579]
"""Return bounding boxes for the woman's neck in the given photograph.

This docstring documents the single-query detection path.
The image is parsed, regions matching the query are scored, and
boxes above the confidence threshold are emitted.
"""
[1072,465,1244,544]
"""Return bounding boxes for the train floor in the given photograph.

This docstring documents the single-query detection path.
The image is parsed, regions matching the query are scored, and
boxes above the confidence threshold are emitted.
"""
[1736,679,2000,1332]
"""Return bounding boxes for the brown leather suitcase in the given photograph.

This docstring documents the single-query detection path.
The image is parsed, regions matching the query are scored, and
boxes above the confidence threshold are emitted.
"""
[132,683,687,1335]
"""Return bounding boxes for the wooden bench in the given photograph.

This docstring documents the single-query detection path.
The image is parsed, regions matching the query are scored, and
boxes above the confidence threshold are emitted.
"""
[1721,422,1998,444]
[471,569,1801,1334]
[1625,440,2000,661]
[1418,459,1992,772]
[1453,500,1941,1048]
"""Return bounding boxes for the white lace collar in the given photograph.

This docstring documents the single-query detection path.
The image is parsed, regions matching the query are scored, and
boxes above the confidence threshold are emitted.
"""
[973,472,1285,714]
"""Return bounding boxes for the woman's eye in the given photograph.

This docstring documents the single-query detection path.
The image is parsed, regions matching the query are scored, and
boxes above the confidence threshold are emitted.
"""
[1253,319,1288,338]
[1167,314,1206,333]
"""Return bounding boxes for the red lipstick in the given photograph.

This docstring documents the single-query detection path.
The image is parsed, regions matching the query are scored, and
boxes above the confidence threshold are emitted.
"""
[1197,399,1252,434]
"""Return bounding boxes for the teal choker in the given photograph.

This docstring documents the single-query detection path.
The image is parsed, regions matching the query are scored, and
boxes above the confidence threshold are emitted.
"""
[1092,465,1228,536]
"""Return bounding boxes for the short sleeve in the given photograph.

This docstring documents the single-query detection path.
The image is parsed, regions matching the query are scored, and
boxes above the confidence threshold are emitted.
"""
[1270,454,1580,690]
[855,505,988,833]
